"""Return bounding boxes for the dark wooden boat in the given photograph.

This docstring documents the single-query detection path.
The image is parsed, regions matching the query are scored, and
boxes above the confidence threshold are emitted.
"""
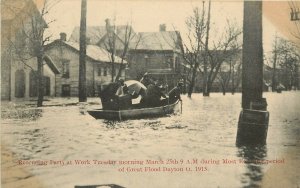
[87,100,181,120]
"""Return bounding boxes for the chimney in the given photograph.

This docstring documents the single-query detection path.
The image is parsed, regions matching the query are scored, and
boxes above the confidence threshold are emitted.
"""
[159,24,166,32]
[60,32,67,41]
[105,18,112,32]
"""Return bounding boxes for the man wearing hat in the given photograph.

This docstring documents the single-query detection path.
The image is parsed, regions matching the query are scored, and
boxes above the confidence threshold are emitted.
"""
[168,79,184,104]
[140,72,153,87]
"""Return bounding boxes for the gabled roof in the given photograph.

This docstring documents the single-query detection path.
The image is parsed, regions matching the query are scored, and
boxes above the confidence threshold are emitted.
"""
[1,0,28,21]
[1,0,47,27]
[45,40,126,64]
[68,25,136,46]
[69,26,107,45]
[136,31,181,51]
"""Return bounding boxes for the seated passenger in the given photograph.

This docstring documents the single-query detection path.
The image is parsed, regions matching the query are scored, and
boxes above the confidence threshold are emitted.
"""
[99,81,121,110]
[140,72,153,87]
[100,79,132,110]
[168,80,184,103]
[144,80,167,107]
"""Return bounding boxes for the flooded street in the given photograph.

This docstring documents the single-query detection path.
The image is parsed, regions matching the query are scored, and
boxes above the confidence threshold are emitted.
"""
[1,92,300,188]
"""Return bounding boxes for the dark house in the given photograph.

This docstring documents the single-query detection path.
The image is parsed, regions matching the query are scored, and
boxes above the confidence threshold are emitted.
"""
[127,24,185,90]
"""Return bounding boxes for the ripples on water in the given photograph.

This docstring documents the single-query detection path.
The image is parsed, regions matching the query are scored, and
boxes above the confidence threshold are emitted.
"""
[1,92,300,188]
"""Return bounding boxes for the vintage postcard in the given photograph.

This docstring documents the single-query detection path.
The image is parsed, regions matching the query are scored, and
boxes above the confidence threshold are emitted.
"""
[1,0,299,188]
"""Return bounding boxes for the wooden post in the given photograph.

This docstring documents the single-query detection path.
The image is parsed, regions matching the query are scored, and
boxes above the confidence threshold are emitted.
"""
[236,1,269,146]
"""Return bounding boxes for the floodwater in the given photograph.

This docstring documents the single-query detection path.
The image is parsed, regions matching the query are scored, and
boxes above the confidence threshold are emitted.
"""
[1,92,300,188]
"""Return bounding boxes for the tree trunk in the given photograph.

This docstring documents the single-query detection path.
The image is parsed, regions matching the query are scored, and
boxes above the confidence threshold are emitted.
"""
[222,84,226,95]
[231,69,235,95]
[79,0,87,102]
[272,36,277,92]
[37,55,44,107]
[188,64,198,97]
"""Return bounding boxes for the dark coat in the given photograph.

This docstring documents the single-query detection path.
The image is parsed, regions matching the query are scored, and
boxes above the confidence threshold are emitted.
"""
[168,86,181,103]
[144,84,167,107]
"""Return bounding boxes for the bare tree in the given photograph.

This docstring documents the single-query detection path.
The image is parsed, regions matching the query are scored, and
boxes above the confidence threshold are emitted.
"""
[3,0,58,107]
[271,34,278,91]
[276,37,300,90]
[204,21,242,96]
[178,2,242,97]
[230,58,242,94]
[103,19,141,82]
[179,5,207,97]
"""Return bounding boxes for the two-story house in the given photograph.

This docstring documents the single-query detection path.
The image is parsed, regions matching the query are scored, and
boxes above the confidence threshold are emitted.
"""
[1,0,59,101]
[127,24,185,90]
[44,33,126,97]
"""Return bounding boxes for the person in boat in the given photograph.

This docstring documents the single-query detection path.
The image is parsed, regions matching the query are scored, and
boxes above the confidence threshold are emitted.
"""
[116,79,134,110]
[144,79,168,107]
[140,72,153,87]
[168,79,184,104]
[115,79,128,96]
[100,79,131,110]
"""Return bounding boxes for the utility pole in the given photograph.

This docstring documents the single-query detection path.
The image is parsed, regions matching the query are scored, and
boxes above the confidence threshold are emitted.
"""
[236,1,269,146]
[79,0,87,102]
[203,0,211,97]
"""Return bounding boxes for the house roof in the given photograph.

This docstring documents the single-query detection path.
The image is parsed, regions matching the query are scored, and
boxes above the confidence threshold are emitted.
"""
[136,31,181,51]
[45,40,126,64]
[68,25,137,46]
[1,0,47,27]
[1,0,28,21]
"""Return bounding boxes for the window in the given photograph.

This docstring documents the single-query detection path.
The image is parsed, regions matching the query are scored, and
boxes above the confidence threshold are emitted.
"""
[104,67,107,76]
[62,60,70,78]
[97,66,102,76]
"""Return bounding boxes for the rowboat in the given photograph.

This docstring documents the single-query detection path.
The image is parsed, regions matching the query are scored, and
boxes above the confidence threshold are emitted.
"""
[87,100,181,120]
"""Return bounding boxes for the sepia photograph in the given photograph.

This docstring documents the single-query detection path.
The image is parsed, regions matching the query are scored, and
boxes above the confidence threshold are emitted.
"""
[1,0,299,187]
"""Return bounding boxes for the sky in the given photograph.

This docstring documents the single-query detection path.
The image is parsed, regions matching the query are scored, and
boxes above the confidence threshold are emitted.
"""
[42,0,284,56]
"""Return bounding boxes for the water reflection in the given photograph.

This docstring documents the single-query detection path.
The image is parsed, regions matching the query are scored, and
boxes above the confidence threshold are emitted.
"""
[237,145,267,188]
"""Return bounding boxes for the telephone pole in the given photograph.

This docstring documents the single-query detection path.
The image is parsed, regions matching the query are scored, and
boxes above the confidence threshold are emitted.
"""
[79,0,87,102]
[236,1,269,146]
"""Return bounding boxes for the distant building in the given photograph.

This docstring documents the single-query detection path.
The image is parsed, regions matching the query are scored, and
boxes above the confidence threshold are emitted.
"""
[1,0,59,101]
[69,22,186,91]
[44,34,126,97]
[127,24,186,90]
[68,19,139,55]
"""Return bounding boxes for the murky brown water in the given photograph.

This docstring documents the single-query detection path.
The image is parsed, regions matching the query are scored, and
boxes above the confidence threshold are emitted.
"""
[1,92,300,188]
